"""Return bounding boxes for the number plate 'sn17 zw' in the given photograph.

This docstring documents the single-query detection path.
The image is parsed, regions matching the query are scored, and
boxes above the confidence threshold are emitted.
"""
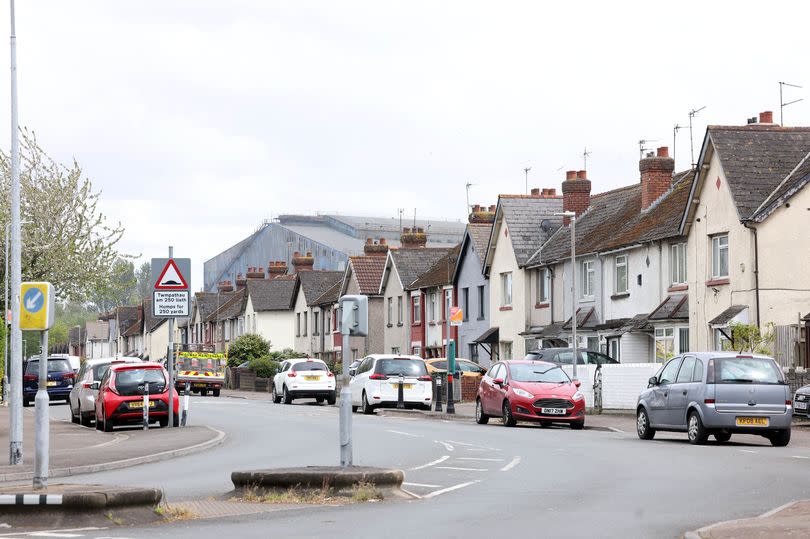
[541,408,566,415]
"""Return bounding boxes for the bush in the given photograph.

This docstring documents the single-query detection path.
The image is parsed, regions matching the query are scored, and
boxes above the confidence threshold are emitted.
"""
[268,348,307,361]
[227,334,271,368]
[249,356,280,379]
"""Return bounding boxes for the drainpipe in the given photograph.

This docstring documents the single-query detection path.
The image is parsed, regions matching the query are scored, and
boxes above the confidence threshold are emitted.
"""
[549,267,554,324]
[742,221,761,328]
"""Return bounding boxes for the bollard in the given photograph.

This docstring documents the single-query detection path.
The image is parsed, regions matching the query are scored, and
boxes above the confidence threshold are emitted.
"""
[142,383,149,431]
[434,374,443,412]
[396,373,405,409]
[181,382,190,427]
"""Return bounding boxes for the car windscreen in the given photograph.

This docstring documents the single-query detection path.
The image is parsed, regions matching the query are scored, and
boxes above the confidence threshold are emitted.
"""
[458,362,483,373]
[291,361,327,372]
[375,359,428,377]
[713,357,784,384]
[25,359,72,374]
[93,364,111,381]
[113,368,166,396]
[509,364,571,383]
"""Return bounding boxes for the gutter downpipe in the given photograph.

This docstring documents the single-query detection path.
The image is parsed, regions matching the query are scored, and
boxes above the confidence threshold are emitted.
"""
[742,221,761,328]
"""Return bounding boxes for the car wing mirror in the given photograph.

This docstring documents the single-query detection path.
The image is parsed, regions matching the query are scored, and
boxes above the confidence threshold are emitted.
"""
[574,380,582,388]
[349,368,357,377]
[493,378,504,386]
[648,376,658,387]
[90,381,100,390]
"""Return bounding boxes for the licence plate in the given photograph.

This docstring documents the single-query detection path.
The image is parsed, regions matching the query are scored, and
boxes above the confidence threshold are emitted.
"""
[128,401,155,409]
[736,417,769,427]
[46,381,57,387]
[192,383,207,388]
[541,408,566,415]
[392,383,414,390]
[304,376,320,381]
[795,402,807,410]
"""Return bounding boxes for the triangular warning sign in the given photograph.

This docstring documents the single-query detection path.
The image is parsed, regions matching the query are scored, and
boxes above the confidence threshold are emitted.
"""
[154,259,188,290]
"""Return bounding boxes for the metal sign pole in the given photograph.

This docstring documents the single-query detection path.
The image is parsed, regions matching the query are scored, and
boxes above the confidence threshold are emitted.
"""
[167,246,175,428]
[339,330,352,467]
[33,329,48,488]
[446,295,455,414]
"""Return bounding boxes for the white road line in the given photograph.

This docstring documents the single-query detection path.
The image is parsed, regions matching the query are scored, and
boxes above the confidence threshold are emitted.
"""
[0,528,107,538]
[792,455,810,459]
[739,449,758,454]
[435,441,454,451]
[447,440,501,451]
[386,429,422,438]
[501,456,521,471]
[423,480,481,499]
[29,532,85,537]
[409,455,450,470]
[456,457,504,462]
[402,482,443,488]
[608,427,625,433]
[436,466,489,472]
[400,488,422,499]
[465,448,488,452]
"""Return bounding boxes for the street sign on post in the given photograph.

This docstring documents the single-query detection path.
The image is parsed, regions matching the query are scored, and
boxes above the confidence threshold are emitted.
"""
[20,282,54,331]
[449,307,463,327]
[338,294,368,468]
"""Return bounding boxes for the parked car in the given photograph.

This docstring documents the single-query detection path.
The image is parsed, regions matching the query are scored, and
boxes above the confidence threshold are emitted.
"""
[271,358,336,405]
[425,358,486,377]
[349,355,433,414]
[525,347,618,365]
[794,384,810,418]
[51,353,81,373]
[636,353,792,446]
[94,362,179,431]
[347,360,362,376]
[69,357,141,426]
[23,356,75,406]
[475,360,585,428]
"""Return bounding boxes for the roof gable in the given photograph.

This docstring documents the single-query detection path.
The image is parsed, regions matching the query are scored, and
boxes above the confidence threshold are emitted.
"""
[246,277,298,311]
[298,271,344,306]
[411,244,461,289]
[346,255,387,295]
[494,196,564,267]
[390,248,451,290]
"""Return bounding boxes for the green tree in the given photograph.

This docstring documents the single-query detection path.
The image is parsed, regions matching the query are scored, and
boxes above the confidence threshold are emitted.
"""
[135,261,152,300]
[722,322,776,355]
[0,128,126,301]
[227,333,271,367]
[93,258,137,312]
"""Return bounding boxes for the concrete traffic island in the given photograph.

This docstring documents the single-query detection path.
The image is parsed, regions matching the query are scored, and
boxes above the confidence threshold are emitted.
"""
[0,483,163,529]
[231,466,407,499]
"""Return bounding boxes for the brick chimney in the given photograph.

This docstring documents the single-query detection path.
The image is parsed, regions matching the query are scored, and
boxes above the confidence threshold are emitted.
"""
[640,146,675,210]
[530,188,541,196]
[217,280,234,293]
[246,266,265,279]
[267,261,288,278]
[562,170,591,225]
[469,203,496,224]
[364,237,390,256]
[401,227,427,248]
[235,273,247,291]
[292,251,315,272]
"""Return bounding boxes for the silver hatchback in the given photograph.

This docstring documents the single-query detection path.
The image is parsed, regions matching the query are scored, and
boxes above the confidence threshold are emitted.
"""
[636,352,792,446]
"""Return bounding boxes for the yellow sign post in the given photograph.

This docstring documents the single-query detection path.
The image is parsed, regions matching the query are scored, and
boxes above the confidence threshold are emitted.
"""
[20,282,55,331]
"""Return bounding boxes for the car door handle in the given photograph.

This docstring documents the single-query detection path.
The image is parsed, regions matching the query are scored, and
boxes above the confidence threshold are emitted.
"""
[663,393,668,397]
[682,390,687,395]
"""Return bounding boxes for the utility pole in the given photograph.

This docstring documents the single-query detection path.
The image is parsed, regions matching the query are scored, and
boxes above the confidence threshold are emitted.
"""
[523,167,531,195]
[3,224,9,405]
[673,124,683,165]
[464,182,476,216]
[689,106,705,167]
[779,81,803,126]
[556,211,577,380]
[166,246,175,428]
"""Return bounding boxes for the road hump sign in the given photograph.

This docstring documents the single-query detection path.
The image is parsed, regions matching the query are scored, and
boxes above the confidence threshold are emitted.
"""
[155,259,189,290]
[20,281,55,331]
[450,306,463,326]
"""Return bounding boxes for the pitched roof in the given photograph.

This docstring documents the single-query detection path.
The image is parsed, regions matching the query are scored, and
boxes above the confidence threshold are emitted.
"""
[390,248,452,289]
[562,307,598,330]
[496,196,564,266]
[411,244,461,289]
[708,126,810,219]
[709,305,748,326]
[142,299,167,333]
[752,150,810,221]
[313,279,342,306]
[468,223,492,263]
[347,256,387,295]
[246,277,298,311]
[207,288,248,322]
[298,271,344,306]
[649,294,689,321]
[195,292,226,320]
[86,320,108,341]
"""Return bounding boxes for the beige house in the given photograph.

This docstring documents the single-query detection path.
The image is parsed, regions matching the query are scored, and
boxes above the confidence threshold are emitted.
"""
[293,270,344,357]
[142,299,170,362]
[682,111,810,365]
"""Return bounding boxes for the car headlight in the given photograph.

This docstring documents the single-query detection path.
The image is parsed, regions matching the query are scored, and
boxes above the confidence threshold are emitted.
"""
[573,391,584,401]
[512,388,534,399]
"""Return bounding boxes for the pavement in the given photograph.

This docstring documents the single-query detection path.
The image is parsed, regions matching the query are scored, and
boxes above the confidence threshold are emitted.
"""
[0,402,225,482]
[685,500,810,538]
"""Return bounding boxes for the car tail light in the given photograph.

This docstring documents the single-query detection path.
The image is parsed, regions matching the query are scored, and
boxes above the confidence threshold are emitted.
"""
[369,373,388,380]
[287,372,297,378]
[82,383,92,389]
[327,372,334,378]
[704,398,715,404]
[417,375,432,381]
[23,375,37,381]
[63,372,75,380]
[786,400,792,406]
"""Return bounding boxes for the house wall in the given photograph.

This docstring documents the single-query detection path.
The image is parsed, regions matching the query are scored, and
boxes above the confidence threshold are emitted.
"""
[85,340,111,360]
[601,245,667,322]
[293,291,311,355]
[456,239,491,366]
[489,223,528,359]
[410,291,425,356]
[145,322,169,362]
[425,286,443,351]
[244,296,296,352]
[344,275,384,357]
[528,267,553,332]
[382,269,407,354]
[621,332,653,363]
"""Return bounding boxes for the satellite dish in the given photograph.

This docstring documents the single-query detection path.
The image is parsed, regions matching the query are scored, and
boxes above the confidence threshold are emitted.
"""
[540,219,553,234]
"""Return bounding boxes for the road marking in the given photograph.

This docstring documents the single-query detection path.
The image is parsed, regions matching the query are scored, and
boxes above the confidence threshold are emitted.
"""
[386,429,422,438]
[791,455,810,459]
[447,440,501,451]
[29,532,85,537]
[739,449,758,454]
[402,482,443,488]
[0,528,107,538]
[422,480,480,499]
[435,441,454,451]
[72,433,127,451]
[465,448,489,452]
[608,427,625,433]
[456,457,504,462]
[436,466,488,472]
[409,455,450,470]
[501,456,521,471]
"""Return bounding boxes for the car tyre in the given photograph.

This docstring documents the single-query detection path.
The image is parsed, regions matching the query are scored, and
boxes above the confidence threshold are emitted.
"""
[70,403,80,424]
[102,411,114,433]
[200,388,208,397]
[283,386,293,405]
[475,398,489,425]
[271,385,282,404]
[212,388,221,397]
[80,410,93,428]
[158,416,168,428]
[769,429,791,447]
[316,397,325,404]
[687,411,708,445]
[501,400,516,427]
[327,391,336,405]
[570,420,585,430]
[95,412,103,431]
[23,398,31,407]
[714,431,732,443]
[636,408,656,440]
[351,405,359,413]
[361,391,374,415]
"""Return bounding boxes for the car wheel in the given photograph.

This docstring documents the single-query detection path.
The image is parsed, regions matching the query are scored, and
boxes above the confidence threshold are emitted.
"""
[361,391,374,415]
[327,391,336,406]
[159,416,168,428]
[80,409,93,428]
[769,429,791,447]
[687,411,708,445]
[316,397,325,404]
[212,388,221,397]
[501,400,516,427]
[102,411,114,432]
[636,408,656,440]
[283,386,293,405]
[271,385,282,404]
[23,397,31,407]
[475,398,489,425]
[70,403,80,424]
[351,405,359,413]
[200,388,208,397]
[570,420,585,430]
[714,431,732,443]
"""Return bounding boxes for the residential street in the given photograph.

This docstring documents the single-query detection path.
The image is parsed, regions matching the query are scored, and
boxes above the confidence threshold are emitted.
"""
[23,397,810,538]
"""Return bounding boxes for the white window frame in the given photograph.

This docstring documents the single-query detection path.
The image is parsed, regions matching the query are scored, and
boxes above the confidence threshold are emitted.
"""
[430,292,437,321]
[500,272,513,307]
[444,289,452,321]
[387,297,393,325]
[397,296,403,325]
[711,234,729,279]
[654,327,675,362]
[614,255,628,294]
[413,295,421,324]
[582,260,595,299]
[670,242,687,285]
[537,268,550,303]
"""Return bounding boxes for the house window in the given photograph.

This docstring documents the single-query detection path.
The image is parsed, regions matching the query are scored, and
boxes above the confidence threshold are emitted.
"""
[313,311,319,335]
[334,309,340,332]
[296,313,301,337]
[387,297,393,326]
[582,260,595,298]
[352,349,359,360]
[608,337,621,361]
[469,344,479,362]
[614,255,628,294]
[477,285,485,319]
[429,293,437,321]
[444,289,452,321]
[587,336,599,351]
[412,296,421,324]
[671,243,687,285]
[412,345,422,357]
[537,268,550,303]
[397,296,403,325]
[711,234,729,279]
[655,328,675,362]
[302,312,308,336]
[679,327,689,353]
[325,310,331,334]
[462,288,469,321]
[391,346,400,354]
[500,272,512,307]
[501,341,513,360]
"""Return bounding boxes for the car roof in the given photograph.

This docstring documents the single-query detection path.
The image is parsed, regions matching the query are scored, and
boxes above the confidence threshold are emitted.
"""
[110,361,164,371]
[427,358,474,363]
[287,357,325,363]
[84,357,141,367]
[667,352,776,360]
[367,354,424,361]
[500,359,558,368]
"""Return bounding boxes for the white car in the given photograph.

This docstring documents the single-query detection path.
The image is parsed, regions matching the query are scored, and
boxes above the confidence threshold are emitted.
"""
[69,357,141,426]
[271,358,336,405]
[52,353,81,373]
[349,355,433,414]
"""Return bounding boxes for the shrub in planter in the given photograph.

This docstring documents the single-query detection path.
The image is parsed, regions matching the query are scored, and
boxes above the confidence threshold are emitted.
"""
[228,334,271,368]
[249,356,280,379]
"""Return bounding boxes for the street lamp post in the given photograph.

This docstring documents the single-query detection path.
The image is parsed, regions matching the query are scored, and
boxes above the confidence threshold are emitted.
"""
[556,211,577,381]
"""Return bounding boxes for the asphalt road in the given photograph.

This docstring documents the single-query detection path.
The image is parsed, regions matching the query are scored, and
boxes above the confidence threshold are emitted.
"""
[40,397,810,539]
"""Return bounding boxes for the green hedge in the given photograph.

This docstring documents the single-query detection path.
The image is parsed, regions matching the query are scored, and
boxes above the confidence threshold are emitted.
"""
[249,356,280,379]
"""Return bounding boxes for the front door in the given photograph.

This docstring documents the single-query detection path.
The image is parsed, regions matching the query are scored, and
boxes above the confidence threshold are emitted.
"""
[648,357,682,427]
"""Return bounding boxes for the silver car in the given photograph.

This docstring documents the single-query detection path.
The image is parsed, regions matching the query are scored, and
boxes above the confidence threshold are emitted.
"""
[636,352,792,446]
[69,357,140,426]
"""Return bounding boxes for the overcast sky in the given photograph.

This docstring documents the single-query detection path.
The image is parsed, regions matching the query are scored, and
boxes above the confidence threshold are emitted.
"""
[1,1,808,290]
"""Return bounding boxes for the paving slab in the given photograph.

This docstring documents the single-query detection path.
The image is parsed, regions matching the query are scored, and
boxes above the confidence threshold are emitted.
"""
[685,500,810,538]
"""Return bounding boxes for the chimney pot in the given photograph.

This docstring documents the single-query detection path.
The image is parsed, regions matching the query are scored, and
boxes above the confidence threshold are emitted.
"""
[656,146,669,158]
[547,188,556,196]
[379,237,386,245]
[530,188,540,196]
[576,170,587,180]
[759,110,774,124]
[565,170,577,181]
[366,237,373,244]
[489,204,496,212]
[472,204,481,212]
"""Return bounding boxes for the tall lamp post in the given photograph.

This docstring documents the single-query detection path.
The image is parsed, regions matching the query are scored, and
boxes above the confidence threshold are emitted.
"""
[555,211,577,381]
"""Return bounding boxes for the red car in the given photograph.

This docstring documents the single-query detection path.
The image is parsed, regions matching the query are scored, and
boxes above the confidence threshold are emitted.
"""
[94,362,179,432]
[475,360,585,429]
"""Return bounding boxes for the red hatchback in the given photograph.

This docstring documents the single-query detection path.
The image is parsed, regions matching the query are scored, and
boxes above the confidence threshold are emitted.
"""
[94,362,179,432]
[476,360,585,429]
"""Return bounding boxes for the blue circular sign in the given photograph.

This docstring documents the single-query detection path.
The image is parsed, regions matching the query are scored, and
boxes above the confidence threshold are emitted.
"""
[23,287,45,313]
